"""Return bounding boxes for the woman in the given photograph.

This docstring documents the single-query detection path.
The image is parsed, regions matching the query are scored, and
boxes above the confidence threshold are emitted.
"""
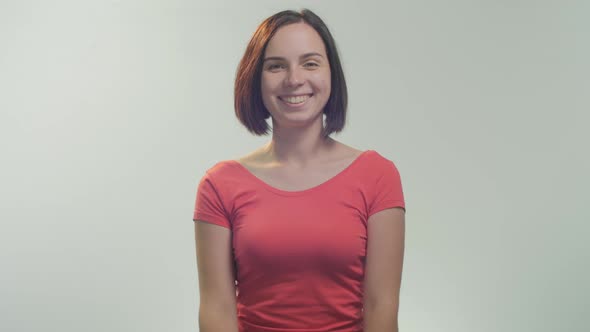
[193,9,406,332]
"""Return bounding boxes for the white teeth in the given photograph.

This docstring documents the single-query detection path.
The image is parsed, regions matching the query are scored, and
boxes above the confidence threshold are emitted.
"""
[282,95,310,104]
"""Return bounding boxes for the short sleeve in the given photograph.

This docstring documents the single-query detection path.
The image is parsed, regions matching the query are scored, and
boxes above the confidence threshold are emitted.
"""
[368,159,406,217]
[193,172,231,228]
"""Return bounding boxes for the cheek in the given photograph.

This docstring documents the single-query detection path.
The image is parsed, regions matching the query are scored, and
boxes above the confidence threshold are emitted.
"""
[314,71,331,93]
[260,75,280,114]
[260,76,273,102]
[319,78,331,97]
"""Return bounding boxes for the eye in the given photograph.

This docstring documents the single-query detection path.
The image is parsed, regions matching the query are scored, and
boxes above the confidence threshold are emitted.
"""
[303,62,319,68]
[267,63,286,71]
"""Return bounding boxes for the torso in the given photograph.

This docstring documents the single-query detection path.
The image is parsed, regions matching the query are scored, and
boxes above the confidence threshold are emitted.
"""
[234,141,364,192]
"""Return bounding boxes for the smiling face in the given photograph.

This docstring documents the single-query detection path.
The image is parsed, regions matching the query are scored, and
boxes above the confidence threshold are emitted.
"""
[260,22,331,129]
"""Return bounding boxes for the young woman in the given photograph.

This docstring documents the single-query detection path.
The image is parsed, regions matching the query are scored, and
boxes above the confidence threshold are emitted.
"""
[193,9,406,332]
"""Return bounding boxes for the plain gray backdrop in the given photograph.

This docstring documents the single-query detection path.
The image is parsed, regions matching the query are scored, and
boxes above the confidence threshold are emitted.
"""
[1,0,588,331]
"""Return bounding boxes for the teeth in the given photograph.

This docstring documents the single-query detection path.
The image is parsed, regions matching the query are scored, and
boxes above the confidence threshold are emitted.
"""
[282,95,310,104]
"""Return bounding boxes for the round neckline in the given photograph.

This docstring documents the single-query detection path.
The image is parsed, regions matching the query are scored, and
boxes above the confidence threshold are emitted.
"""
[231,150,374,197]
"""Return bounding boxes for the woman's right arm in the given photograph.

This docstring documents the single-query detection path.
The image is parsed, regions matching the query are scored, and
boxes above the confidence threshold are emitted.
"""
[194,220,239,332]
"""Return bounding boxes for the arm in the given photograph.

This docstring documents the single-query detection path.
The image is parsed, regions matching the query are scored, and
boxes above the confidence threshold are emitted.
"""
[363,207,406,332]
[195,220,239,332]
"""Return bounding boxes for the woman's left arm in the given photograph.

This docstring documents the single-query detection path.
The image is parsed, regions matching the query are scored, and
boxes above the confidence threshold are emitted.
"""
[363,207,406,332]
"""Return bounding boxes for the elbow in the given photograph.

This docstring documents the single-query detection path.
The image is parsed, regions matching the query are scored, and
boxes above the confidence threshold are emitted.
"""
[364,296,399,314]
[363,301,399,332]
[198,303,239,332]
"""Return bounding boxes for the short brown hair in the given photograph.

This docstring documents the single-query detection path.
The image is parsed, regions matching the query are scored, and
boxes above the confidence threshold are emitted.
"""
[234,9,347,138]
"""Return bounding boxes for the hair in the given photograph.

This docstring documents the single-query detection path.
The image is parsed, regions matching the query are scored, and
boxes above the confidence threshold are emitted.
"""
[234,9,348,138]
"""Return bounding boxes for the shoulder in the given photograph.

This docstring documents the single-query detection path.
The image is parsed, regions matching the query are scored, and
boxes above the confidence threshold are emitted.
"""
[362,150,406,214]
[362,150,400,171]
[231,145,273,170]
[204,159,237,175]
[356,150,404,194]
[196,159,245,210]
[199,159,242,188]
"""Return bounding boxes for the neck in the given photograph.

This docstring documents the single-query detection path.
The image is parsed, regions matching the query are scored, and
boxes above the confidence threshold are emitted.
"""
[264,117,335,167]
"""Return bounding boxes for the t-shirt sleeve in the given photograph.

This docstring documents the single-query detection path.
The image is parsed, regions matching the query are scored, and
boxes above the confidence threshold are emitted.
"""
[193,172,231,229]
[368,159,406,217]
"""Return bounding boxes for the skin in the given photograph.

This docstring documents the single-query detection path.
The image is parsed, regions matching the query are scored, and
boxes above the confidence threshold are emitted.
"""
[196,21,405,332]
[241,22,362,176]
[260,22,332,144]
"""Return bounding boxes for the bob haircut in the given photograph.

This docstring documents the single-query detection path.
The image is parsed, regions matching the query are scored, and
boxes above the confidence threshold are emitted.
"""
[234,9,348,138]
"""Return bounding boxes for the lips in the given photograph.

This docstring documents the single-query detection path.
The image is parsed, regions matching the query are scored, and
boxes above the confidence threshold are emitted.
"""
[279,94,312,105]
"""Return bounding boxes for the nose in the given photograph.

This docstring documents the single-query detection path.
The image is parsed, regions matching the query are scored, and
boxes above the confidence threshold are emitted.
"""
[285,67,304,87]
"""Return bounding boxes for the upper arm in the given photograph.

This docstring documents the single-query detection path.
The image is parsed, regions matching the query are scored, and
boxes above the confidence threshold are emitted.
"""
[194,220,237,311]
[363,207,406,310]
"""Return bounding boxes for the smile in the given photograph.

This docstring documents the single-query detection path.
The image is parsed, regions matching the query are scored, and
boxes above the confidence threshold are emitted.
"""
[279,94,312,105]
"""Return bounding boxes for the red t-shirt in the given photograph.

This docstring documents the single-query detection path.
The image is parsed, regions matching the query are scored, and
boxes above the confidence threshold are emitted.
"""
[193,150,405,332]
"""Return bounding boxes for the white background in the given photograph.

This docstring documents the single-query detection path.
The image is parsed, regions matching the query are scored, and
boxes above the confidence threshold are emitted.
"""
[1,0,588,331]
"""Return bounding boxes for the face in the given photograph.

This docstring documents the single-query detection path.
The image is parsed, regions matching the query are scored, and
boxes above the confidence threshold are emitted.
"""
[260,22,331,128]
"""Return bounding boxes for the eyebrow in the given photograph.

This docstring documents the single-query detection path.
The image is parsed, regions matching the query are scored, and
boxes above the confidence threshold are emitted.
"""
[263,52,324,62]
